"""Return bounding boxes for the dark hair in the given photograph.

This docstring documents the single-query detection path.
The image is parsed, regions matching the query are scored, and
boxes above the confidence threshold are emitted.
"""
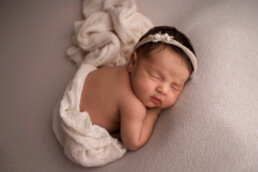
[136,26,196,75]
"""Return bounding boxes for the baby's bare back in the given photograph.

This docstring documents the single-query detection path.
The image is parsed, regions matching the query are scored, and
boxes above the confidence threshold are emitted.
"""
[80,65,130,133]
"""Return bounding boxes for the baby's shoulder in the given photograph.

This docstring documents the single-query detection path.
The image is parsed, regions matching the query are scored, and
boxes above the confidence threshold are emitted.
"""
[116,65,146,118]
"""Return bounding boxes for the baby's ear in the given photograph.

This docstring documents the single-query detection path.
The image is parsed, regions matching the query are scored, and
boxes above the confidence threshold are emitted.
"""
[128,51,138,72]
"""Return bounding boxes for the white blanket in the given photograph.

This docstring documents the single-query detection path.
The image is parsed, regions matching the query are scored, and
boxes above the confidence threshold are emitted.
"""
[53,0,153,167]
[52,64,126,167]
[66,0,153,68]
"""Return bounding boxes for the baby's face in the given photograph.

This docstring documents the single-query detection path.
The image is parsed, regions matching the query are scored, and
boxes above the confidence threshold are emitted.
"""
[128,47,190,109]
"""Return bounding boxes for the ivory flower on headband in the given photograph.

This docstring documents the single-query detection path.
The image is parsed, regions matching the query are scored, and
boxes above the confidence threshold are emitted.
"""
[133,32,197,79]
[149,33,173,42]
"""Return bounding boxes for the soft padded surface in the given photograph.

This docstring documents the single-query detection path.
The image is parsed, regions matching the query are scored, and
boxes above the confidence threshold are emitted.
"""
[1,0,257,171]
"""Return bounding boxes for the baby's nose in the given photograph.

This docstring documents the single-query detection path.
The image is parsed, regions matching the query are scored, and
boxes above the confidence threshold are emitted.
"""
[156,84,169,95]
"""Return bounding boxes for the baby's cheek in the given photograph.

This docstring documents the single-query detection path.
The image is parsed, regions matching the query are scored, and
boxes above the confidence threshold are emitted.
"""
[135,77,150,93]
[167,94,177,106]
[141,79,155,91]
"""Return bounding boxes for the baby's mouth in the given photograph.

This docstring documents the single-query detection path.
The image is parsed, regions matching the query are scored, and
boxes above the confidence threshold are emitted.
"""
[150,96,161,105]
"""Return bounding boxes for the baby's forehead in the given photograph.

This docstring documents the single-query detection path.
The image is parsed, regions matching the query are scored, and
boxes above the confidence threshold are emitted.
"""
[142,46,185,63]
[139,44,183,59]
[137,43,168,55]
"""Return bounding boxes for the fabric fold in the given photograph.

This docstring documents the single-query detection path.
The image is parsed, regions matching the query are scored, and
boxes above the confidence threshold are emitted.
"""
[53,64,127,167]
[67,0,153,68]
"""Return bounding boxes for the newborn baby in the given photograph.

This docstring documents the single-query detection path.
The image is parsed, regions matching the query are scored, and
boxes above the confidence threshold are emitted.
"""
[79,26,197,150]
[53,25,197,167]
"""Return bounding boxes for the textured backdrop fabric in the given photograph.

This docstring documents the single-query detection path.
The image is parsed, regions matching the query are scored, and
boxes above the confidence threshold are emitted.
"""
[1,0,258,171]
[66,0,153,68]
[55,0,258,169]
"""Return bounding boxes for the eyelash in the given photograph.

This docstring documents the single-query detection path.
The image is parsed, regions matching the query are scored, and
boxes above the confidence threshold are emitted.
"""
[171,85,178,90]
[148,71,182,91]
[148,72,160,79]
[171,85,181,91]
[149,73,160,80]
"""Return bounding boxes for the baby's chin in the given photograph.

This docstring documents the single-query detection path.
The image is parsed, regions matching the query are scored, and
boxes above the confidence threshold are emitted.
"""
[143,101,163,109]
[144,102,174,109]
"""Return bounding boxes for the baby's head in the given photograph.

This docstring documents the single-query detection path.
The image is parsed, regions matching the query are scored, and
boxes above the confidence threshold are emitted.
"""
[128,26,197,109]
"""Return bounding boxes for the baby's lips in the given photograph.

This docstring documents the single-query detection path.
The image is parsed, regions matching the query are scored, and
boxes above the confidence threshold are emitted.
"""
[151,96,161,104]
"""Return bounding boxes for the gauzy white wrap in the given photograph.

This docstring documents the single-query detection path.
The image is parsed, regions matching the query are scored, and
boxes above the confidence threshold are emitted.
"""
[53,0,153,167]
[66,0,153,68]
[53,64,127,167]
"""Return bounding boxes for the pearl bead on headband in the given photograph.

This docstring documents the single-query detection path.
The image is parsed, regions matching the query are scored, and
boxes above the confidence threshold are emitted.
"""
[133,33,197,79]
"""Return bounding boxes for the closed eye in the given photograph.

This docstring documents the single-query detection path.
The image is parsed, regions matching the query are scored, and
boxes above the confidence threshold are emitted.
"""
[149,73,160,80]
[171,84,181,91]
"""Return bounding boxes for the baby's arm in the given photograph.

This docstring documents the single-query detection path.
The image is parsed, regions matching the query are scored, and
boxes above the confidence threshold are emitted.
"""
[120,102,161,151]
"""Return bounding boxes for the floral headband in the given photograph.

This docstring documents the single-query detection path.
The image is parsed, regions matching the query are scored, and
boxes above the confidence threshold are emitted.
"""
[133,33,197,79]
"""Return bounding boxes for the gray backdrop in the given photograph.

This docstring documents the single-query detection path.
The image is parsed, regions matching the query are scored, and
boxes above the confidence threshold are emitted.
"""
[1,0,257,171]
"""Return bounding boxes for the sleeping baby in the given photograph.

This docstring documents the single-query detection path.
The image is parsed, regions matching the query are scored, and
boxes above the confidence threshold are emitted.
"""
[53,26,197,167]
